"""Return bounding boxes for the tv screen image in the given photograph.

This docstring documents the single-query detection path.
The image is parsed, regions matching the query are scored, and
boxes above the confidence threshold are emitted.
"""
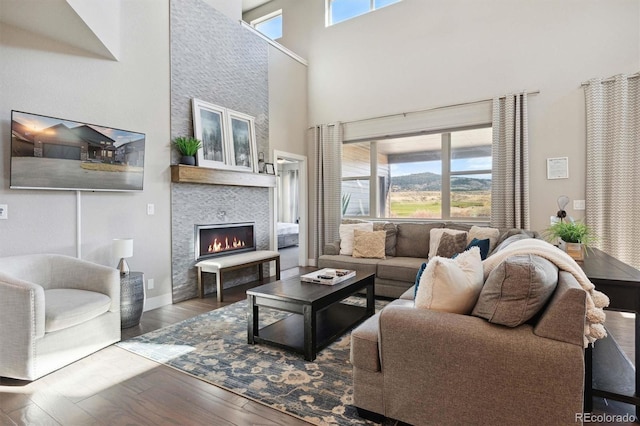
[10,110,145,191]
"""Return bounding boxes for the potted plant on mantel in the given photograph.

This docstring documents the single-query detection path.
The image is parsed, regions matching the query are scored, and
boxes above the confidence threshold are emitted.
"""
[545,220,598,261]
[173,136,202,166]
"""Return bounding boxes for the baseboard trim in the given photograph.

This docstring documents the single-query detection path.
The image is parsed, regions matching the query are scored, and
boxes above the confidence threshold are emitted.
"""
[144,293,172,312]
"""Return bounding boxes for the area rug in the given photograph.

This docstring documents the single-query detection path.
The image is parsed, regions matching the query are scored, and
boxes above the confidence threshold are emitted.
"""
[117,296,391,425]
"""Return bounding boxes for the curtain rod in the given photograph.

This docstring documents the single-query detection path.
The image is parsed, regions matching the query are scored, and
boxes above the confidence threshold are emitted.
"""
[308,90,540,129]
[581,72,640,87]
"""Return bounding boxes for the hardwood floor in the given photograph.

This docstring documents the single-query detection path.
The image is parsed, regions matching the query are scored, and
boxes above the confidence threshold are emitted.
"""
[0,267,313,426]
[0,266,636,425]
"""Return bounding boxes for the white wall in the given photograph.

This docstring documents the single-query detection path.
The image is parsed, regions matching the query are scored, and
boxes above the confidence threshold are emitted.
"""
[268,45,308,159]
[269,0,640,233]
[0,0,172,309]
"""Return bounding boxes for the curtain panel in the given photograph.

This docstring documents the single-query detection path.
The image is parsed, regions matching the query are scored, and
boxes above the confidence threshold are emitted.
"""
[490,93,530,230]
[309,124,343,260]
[585,74,640,269]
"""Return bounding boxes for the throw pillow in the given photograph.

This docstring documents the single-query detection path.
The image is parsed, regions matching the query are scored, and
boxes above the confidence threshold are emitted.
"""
[467,225,501,254]
[413,261,428,298]
[465,237,491,260]
[352,230,386,259]
[435,232,468,258]
[472,254,558,327]
[339,222,373,255]
[415,246,484,314]
[428,228,468,259]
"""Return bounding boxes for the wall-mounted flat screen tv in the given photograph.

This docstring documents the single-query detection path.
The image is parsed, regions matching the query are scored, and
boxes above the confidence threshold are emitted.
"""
[10,110,145,192]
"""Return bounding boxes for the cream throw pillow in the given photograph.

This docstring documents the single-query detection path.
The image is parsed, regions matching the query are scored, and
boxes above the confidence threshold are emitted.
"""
[415,246,484,314]
[352,230,386,259]
[339,222,373,255]
[428,228,468,259]
[468,225,501,253]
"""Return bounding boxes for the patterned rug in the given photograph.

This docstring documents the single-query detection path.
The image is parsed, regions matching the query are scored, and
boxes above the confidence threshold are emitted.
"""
[117,296,391,425]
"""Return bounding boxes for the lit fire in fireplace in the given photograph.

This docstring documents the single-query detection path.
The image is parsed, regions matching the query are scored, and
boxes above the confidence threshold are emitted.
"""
[207,237,246,253]
[195,222,255,261]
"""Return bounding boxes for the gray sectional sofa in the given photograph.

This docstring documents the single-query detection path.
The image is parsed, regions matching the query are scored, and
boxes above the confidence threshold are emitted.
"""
[318,221,529,298]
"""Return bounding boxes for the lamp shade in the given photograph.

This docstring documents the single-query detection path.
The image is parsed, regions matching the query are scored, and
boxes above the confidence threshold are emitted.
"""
[113,238,134,259]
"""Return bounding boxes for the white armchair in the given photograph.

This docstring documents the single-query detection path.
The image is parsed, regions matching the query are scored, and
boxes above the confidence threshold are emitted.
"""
[0,254,121,380]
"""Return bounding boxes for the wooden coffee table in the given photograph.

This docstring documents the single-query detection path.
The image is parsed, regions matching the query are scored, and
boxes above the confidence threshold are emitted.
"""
[247,271,375,361]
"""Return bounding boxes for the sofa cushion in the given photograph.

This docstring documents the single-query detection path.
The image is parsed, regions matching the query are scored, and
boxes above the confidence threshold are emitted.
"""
[428,228,468,259]
[472,254,558,327]
[468,225,501,253]
[339,222,373,255]
[436,232,468,258]
[44,289,112,332]
[415,247,483,314]
[353,230,386,259]
[377,257,429,283]
[396,223,443,258]
[318,255,380,276]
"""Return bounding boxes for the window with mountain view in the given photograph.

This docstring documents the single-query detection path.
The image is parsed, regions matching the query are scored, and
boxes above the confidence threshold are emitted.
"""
[341,127,492,220]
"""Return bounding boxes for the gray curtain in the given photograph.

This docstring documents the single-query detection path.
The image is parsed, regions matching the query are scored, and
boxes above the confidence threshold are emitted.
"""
[278,169,299,223]
[490,93,530,230]
[309,124,343,259]
[585,74,640,269]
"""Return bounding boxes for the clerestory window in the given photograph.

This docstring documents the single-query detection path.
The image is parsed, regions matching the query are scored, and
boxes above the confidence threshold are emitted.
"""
[327,0,402,26]
[251,10,283,40]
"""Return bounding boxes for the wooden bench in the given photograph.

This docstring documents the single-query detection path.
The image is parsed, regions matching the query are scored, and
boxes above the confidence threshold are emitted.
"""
[195,250,280,301]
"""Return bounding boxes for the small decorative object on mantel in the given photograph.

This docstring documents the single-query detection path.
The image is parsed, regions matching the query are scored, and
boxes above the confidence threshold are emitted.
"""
[257,152,265,173]
[173,136,202,166]
[544,220,597,262]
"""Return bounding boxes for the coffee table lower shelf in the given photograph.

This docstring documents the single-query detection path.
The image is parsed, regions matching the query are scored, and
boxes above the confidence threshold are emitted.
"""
[252,303,367,359]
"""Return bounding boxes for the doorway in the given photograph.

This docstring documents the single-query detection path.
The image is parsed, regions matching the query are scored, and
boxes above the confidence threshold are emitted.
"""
[273,150,307,271]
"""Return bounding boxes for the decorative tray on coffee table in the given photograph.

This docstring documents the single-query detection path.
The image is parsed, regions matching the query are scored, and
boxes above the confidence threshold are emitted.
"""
[300,268,355,285]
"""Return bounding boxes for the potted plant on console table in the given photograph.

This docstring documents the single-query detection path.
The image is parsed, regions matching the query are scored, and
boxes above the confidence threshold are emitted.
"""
[173,136,202,166]
[545,220,597,261]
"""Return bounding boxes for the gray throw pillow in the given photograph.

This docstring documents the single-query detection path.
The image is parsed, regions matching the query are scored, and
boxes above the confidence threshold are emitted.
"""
[472,254,558,327]
[436,232,468,258]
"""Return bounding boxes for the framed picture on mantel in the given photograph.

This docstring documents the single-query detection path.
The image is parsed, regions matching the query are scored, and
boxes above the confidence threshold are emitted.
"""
[192,98,227,169]
[226,109,258,173]
[191,98,258,173]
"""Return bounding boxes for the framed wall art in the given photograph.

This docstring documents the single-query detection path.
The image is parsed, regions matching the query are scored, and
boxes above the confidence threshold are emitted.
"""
[192,98,227,168]
[226,109,258,173]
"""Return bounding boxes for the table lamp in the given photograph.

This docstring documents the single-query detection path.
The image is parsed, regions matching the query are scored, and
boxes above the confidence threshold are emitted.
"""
[113,238,133,276]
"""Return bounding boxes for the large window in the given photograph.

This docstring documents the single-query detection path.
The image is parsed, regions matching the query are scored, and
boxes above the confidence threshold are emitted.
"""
[327,0,402,26]
[341,127,492,220]
[251,10,283,40]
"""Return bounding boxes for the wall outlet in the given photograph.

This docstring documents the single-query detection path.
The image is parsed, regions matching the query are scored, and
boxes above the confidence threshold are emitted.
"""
[147,203,155,215]
[573,200,586,210]
[147,278,154,290]
[0,204,7,220]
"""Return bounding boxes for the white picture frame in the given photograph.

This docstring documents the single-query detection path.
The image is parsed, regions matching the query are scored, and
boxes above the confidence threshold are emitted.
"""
[192,98,227,169]
[547,157,569,180]
[226,109,258,173]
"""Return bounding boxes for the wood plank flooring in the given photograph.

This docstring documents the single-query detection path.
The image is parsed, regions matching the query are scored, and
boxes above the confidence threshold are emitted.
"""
[0,266,637,425]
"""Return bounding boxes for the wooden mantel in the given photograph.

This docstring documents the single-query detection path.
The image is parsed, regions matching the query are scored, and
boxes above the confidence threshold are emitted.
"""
[170,165,276,188]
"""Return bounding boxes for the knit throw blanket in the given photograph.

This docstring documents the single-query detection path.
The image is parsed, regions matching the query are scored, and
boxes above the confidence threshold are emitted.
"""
[483,238,610,347]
